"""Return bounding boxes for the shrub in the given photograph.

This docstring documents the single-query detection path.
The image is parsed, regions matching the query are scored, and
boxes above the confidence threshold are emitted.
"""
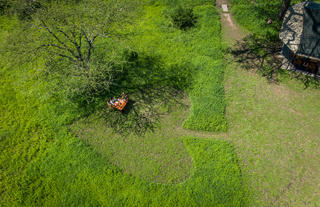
[171,6,197,30]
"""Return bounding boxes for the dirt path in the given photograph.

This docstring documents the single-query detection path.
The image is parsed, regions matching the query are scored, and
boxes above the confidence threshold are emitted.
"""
[215,0,245,44]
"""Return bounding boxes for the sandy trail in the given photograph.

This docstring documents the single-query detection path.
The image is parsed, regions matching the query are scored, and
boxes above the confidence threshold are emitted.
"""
[215,0,245,43]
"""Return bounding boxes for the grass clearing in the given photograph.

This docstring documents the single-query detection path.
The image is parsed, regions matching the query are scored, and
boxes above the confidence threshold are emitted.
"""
[70,103,193,184]
[224,57,320,206]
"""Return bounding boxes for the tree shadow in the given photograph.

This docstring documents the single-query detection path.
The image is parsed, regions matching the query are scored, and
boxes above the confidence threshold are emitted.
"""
[229,34,319,88]
[98,51,191,135]
[230,34,282,80]
[101,87,187,136]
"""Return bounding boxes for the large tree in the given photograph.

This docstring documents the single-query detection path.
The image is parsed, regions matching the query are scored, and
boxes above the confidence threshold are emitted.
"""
[22,0,138,105]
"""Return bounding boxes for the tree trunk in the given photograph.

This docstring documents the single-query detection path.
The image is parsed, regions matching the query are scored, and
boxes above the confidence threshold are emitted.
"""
[279,0,291,20]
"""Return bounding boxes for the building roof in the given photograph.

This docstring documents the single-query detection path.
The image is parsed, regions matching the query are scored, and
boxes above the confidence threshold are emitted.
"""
[279,2,320,60]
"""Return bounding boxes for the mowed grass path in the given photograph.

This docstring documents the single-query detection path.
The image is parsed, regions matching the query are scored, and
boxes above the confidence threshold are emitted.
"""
[71,105,194,184]
[224,61,320,206]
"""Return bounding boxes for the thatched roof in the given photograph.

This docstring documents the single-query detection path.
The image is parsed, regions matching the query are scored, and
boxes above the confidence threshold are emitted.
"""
[279,2,307,54]
[280,2,320,60]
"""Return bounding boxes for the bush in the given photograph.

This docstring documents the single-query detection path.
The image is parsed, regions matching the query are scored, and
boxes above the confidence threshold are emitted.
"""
[0,0,42,20]
[171,6,197,30]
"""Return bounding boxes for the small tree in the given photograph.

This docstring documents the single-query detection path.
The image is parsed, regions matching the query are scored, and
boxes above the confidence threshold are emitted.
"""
[28,0,137,105]
[171,6,197,30]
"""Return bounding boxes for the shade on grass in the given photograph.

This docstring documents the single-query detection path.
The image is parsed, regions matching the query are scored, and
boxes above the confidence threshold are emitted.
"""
[131,2,227,132]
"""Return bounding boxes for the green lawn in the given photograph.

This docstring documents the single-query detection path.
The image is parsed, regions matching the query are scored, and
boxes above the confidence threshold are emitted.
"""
[230,0,320,38]
[224,57,320,206]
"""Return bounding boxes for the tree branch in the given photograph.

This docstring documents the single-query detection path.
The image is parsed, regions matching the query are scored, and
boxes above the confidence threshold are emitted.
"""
[82,29,98,63]
[40,20,80,60]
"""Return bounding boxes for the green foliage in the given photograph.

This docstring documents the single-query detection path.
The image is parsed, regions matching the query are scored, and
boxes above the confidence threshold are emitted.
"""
[230,0,280,38]
[170,6,197,30]
[0,0,10,15]
[183,5,227,131]
[0,0,41,19]
[7,0,139,106]
[0,0,83,19]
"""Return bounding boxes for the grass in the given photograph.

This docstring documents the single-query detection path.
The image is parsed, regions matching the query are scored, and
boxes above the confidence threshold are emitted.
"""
[7,132,247,206]
[1,0,247,206]
[70,106,193,184]
[0,60,247,206]
[223,57,320,206]
[219,1,320,198]
[221,1,320,205]
[182,5,227,132]
[4,0,319,206]
[229,0,320,38]
[131,2,227,132]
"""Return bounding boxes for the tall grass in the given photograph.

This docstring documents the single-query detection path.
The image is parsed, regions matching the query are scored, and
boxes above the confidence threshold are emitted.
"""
[183,5,227,131]
[229,0,320,38]
[16,136,247,206]
[1,1,242,206]
[1,66,245,205]
[130,1,227,131]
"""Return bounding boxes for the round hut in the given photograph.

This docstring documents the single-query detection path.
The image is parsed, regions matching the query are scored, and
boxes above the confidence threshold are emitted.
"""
[280,1,320,76]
